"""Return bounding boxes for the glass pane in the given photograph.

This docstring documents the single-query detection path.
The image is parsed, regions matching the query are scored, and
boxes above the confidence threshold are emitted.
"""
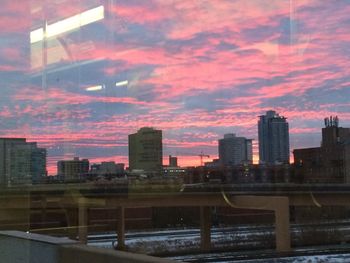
[1,0,350,262]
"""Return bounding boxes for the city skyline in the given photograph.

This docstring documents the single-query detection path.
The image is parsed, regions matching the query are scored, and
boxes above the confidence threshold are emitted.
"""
[1,114,346,176]
[1,1,350,175]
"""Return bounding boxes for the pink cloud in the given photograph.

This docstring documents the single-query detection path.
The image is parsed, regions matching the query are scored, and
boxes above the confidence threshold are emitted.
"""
[2,0,350,170]
[0,1,31,33]
[14,86,147,107]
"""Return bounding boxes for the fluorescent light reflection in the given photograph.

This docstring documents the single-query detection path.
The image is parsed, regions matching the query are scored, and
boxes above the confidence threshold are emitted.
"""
[115,80,129,87]
[30,5,104,44]
[86,85,103,91]
[30,28,44,44]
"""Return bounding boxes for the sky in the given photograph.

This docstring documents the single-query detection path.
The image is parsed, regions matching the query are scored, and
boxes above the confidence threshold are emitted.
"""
[0,0,350,175]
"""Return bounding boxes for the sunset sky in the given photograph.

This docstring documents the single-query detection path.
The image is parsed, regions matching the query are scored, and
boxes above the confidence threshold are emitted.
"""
[0,0,350,174]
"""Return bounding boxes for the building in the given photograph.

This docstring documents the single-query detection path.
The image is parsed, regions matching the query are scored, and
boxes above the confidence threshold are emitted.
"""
[204,158,220,168]
[128,127,163,174]
[162,166,187,177]
[92,161,124,175]
[169,155,178,167]
[293,116,350,183]
[30,146,47,183]
[258,110,290,165]
[162,155,186,177]
[90,162,125,177]
[218,133,253,166]
[0,138,47,186]
[57,157,89,181]
[192,163,291,184]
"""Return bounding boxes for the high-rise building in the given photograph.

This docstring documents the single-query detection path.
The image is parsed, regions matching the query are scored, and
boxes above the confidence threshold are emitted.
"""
[57,157,89,181]
[128,127,163,173]
[218,133,253,166]
[258,110,290,164]
[30,146,47,183]
[0,138,47,186]
[169,155,178,167]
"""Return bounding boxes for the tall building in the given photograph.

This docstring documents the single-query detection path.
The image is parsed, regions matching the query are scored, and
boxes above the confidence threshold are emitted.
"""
[57,157,89,181]
[30,146,47,183]
[169,155,178,167]
[218,134,253,166]
[0,138,47,186]
[294,116,350,183]
[258,110,290,165]
[128,127,163,173]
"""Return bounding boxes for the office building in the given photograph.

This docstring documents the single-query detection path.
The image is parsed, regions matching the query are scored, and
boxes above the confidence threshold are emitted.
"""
[169,155,178,167]
[0,138,47,186]
[57,157,89,181]
[294,116,350,183]
[128,127,163,173]
[258,110,290,164]
[30,147,47,183]
[218,133,253,166]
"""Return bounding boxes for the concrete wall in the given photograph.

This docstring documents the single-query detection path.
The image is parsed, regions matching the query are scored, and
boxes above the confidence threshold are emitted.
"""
[0,231,175,263]
[0,231,73,263]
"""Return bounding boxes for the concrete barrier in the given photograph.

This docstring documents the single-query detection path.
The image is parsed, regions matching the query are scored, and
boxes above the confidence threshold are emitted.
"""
[0,231,176,263]
[0,231,75,263]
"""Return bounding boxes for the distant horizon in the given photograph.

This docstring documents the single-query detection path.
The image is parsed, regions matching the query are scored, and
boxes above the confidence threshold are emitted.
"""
[9,114,341,175]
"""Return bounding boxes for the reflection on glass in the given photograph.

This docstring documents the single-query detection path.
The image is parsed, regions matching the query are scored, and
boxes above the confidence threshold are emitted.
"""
[0,0,350,262]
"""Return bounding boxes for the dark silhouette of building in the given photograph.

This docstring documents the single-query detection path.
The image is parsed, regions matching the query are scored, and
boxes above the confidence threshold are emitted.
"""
[185,164,291,184]
[128,127,163,174]
[57,157,89,181]
[258,110,290,165]
[0,138,47,186]
[218,133,253,166]
[293,116,350,183]
[90,162,124,175]
[30,147,47,183]
[169,155,178,167]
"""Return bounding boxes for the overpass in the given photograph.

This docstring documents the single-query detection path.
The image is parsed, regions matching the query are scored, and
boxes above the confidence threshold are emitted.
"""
[1,183,350,253]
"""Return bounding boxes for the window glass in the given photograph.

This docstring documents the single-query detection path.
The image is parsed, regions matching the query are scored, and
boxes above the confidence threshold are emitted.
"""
[1,0,350,261]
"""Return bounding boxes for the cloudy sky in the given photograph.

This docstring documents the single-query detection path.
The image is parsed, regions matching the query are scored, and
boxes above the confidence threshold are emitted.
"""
[0,0,350,174]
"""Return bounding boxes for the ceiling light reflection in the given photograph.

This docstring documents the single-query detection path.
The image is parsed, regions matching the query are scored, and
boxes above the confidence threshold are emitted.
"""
[30,5,104,44]
[86,85,104,91]
[115,80,129,87]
